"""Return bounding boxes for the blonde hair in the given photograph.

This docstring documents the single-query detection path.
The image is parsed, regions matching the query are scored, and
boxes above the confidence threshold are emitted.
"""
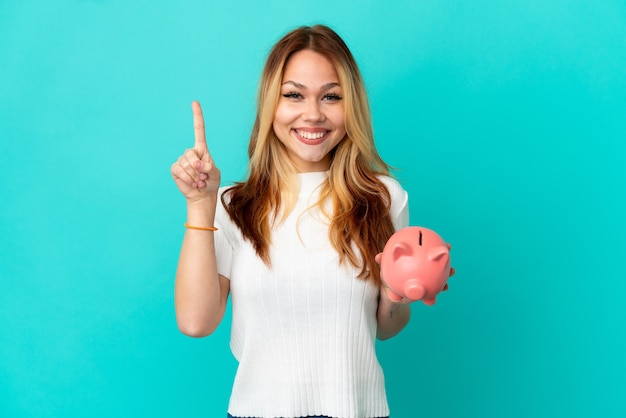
[224,24,396,284]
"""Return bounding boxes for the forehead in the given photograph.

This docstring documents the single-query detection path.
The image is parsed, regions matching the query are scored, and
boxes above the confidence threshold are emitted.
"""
[282,50,339,83]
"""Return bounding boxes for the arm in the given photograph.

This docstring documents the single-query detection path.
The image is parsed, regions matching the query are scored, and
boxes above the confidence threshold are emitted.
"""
[171,101,228,338]
[376,286,411,340]
[376,178,411,340]
[174,200,230,337]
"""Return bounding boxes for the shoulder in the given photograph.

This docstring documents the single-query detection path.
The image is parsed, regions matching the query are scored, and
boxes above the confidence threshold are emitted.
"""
[215,186,237,233]
[377,175,408,202]
[217,185,234,204]
[377,175,409,229]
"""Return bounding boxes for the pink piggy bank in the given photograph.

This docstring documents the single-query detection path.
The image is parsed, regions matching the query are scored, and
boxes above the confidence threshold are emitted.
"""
[376,226,451,305]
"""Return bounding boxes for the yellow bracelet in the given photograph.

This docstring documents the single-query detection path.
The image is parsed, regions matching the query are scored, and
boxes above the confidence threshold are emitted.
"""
[184,223,218,231]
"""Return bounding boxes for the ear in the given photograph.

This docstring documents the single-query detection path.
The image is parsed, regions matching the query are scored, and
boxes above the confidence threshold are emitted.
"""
[428,245,450,262]
[375,253,382,264]
[392,242,413,261]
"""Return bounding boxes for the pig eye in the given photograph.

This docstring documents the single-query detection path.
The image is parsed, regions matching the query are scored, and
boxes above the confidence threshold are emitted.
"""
[419,231,423,246]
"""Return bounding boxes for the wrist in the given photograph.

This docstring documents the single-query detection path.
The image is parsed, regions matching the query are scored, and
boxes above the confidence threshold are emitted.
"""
[186,199,217,225]
[186,192,218,208]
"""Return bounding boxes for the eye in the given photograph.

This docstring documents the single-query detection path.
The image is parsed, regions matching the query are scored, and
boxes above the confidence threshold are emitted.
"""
[282,91,303,100]
[419,231,423,246]
[322,93,342,102]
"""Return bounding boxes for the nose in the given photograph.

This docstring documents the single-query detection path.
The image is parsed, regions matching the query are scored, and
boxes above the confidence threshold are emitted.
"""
[302,100,325,122]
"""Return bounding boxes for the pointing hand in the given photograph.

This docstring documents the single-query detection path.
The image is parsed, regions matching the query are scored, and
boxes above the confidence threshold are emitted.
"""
[171,101,221,203]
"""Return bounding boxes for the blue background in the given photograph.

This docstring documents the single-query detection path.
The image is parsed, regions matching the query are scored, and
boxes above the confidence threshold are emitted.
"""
[1,0,625,417]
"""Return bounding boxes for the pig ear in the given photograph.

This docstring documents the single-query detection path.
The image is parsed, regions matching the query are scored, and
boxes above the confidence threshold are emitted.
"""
[428,245,449,262]
[392,242,413,261]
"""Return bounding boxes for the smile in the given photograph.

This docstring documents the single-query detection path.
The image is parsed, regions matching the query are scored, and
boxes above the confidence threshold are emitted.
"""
[293,129,330,145]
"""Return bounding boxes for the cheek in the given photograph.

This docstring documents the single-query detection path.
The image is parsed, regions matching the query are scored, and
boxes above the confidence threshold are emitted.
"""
[329,107,346,130]
[273,104,295,128]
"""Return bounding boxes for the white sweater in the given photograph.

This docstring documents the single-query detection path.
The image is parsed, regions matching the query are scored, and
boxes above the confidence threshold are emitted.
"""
[214,172,409,418]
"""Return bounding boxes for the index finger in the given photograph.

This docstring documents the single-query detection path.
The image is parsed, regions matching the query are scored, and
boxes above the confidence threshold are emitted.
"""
[192,101,208,152]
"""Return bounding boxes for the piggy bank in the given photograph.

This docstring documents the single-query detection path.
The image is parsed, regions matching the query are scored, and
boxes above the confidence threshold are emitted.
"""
[376,226,451,305]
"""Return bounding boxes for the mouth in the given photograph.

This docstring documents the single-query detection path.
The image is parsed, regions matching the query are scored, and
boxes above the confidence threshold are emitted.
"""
[292,128,331,145]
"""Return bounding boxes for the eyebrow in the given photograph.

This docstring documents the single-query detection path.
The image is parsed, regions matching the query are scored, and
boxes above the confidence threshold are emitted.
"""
[281,80,340,91]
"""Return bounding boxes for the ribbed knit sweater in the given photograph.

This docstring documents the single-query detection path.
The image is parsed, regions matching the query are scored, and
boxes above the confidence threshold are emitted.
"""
[214,171,409,418]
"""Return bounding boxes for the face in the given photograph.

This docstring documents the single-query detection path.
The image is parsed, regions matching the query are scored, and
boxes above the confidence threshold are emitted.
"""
[273,49,347,172]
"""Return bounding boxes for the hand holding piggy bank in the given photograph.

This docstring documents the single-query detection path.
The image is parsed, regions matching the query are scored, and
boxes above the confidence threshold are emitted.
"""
[376,226,452,305]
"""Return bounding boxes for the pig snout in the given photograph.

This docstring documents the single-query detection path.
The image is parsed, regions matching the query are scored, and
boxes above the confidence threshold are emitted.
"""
[404,279,426,301]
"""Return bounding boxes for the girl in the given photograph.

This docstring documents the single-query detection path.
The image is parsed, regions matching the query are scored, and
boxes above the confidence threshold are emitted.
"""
[171,24,415,418]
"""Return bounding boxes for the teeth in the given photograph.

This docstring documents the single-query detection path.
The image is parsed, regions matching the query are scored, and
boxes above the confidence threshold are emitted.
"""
[296,130,327,140]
